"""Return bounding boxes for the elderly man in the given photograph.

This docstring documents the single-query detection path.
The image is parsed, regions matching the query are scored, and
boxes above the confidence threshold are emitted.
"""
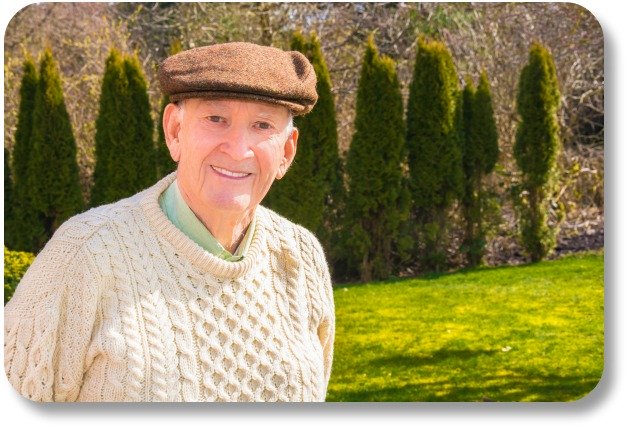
[4,42,335,402]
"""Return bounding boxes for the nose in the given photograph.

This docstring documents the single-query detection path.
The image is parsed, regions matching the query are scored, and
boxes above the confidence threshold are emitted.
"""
[220,125,254,161]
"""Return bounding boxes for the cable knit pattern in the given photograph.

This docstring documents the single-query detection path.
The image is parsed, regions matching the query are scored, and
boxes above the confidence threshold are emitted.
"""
[4,172,335,402]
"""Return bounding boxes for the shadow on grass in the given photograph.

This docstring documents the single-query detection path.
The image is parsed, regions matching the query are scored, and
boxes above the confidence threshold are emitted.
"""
[368,348,500,368]
[327,372,601,402]
[328,348,601,402]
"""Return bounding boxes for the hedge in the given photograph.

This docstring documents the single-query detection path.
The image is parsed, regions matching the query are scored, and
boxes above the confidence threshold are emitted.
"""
[4,246,35,305]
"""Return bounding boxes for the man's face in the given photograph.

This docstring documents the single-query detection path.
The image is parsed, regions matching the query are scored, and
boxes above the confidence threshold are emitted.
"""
[164,98,298,216]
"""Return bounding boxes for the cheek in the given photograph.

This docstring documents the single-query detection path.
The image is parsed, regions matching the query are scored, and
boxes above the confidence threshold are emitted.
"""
[177,151,201,181]
[179,135,217,167]
[177,143,213,191]
[256,143,284,178]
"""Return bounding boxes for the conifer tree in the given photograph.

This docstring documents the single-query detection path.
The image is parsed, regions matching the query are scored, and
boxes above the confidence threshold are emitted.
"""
[343,35,409,282]
[265,31,343,257]
[406,38,463,272]
[4,148,14,245]
[476,72,499,176]
[459,79,478,264]
[459,72,499,267]
[28,48,84,249]
[513,42,562,261]
[155,40,182,178]
[7,58,44,251]
[91,50,155,206]
[91,49,126,206]
[121,53,156,190]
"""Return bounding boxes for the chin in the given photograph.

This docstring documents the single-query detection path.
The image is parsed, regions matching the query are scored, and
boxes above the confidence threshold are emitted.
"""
[207,194,254,214]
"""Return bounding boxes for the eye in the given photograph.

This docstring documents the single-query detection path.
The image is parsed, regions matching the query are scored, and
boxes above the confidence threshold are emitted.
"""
[255,121,274,131]
[208,115,225,123]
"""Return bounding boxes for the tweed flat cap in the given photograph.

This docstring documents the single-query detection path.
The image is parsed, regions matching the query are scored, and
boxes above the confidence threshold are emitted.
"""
[158,42,318,115]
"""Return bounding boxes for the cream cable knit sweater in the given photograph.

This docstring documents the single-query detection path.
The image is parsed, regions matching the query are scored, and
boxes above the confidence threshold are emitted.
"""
[4,173,335,402]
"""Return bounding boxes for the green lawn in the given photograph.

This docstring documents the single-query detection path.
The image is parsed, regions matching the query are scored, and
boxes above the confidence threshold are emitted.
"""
[326,251,604,402]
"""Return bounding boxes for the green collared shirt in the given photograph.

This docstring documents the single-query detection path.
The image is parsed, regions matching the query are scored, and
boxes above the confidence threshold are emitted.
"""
[158,180,255,261]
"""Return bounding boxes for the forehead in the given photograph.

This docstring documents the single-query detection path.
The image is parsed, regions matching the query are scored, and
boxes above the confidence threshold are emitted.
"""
[187,98,290,118]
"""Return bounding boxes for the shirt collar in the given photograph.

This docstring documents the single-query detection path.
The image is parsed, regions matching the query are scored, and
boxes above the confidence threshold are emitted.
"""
[158,179,256,261]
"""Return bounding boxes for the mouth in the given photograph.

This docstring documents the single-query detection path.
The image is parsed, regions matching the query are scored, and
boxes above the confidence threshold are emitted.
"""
[210,165,252,179]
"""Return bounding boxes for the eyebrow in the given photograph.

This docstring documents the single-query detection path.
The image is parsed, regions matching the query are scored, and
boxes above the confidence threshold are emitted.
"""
[198,101,228,111]
[256,112,279,120]
[256,107,290,120]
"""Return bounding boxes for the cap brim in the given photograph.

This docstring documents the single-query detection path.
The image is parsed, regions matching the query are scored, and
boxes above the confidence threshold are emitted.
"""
[169,90,313,116]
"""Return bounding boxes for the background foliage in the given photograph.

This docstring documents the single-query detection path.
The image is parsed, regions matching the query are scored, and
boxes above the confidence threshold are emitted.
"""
[342,35,409,282]
[6,58,41,252]
[3,2,604,278]
[264,30,343,265]
[27,48,84,250]
[4,247,35,304]
[91,49,156,206]
[459,71,499,268]
[513,43,563,262]
[406,37,463,272]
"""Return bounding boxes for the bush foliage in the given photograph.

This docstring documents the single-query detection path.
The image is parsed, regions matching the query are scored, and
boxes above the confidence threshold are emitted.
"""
[6,58,44,252]
[459,71,499,267]
[4,148,14,241]
[6,35,571,282]
[264,30,343,266]
[91,49,156,206]
[155,41,182,179]
[28,49,84,250]
[342,35,410,282]
[406,38,463,272]
[513,42,562,262]
[4,247,35,305]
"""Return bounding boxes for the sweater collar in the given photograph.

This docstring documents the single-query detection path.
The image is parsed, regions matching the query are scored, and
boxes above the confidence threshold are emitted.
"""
[140,172,267,279]
[158,179,256,261]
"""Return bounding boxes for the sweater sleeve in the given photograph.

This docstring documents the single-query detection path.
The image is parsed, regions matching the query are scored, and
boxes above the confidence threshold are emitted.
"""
[300,229,335,390]
[317,268,335,390]
[4,234,100,402]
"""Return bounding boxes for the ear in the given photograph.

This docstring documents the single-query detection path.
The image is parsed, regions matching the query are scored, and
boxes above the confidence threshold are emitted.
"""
[276,127,299,180]
[163,102,182,162]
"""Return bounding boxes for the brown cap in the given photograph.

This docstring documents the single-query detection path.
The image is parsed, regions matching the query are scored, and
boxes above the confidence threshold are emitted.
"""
[157,42,318,115]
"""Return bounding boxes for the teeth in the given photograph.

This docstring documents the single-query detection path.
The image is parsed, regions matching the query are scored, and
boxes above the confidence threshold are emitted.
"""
[212,166,250,178]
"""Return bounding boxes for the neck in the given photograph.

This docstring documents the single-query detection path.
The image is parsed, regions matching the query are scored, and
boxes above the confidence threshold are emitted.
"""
[176,181,254,253]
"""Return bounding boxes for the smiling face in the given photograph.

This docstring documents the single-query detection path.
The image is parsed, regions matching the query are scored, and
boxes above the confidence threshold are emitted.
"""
[163,98,298,219]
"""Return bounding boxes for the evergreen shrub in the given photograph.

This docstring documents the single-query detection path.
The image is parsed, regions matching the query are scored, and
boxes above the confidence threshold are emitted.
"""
[513,43,562,262]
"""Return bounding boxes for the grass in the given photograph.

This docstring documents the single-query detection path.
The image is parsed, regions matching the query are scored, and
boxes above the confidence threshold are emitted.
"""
[326,250,604,402]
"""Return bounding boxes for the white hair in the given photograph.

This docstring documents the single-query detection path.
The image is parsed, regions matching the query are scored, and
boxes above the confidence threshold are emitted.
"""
[286,114,295,135]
